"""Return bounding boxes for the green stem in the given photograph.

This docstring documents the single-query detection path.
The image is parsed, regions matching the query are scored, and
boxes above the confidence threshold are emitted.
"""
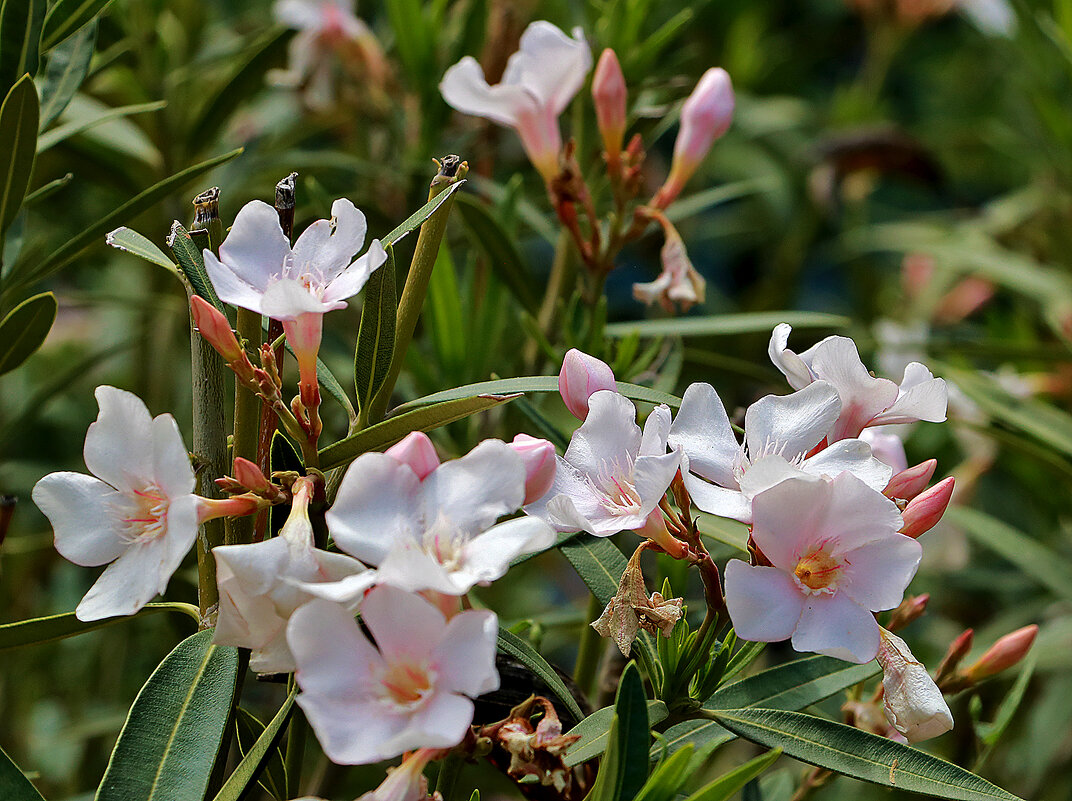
[573,592,604,699]
[523,229,573,368]
[368,158,468,423]
[227,307,262,545]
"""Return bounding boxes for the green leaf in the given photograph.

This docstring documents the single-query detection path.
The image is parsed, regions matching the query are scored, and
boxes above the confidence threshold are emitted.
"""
[355,245,396,418]
[166,221,221,307]
[711,708,1022,801]
[96,630,240,801]
[585,663,650,801]
[383,0,434,84]
[0,0,44,92]
[41,0,114,51]
[425,242,466,374]
[0,602,199,652]
[496,627,584,724]
[37,99,165,152]
[455,193,539,314]
[632,745,694,801]
[37,17,95,128]
[0,745,45,801]
[664,179,772,224]
[0,74,38,235]
[945,506,1072,603]
[0,291,55,375]
[604,312,850,340]
[22,170,71,204]
[391,377,682,415]
[381,179,466,247]
[319,393,519,471]
[214,691,296,801]
[565,701,668,766]
[106,226,180,275]
[681,748,782,801]
[10,147,242,293]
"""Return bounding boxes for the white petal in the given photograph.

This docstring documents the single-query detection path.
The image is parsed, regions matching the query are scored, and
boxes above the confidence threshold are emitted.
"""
[203,249,268,314]
[681,470,751,522]
[375,543,464,595]
[150,415,195,497]
[327,453,422,564]
[75,540,171,621]
[877,629,954,742]
[213,538,291,653]
[768,324,815,390]
[297,692,409,765]
[216,200,291,292]
[745,381,841,459]
[33,472,125,566]
[523,456,604,531]
[457,517,556,585]
[322,240,388,305]
[408,691,476,749]
[639,404,672,457]
[817,472,903,553]
[631,451,682,515]
[809,337,898,441]
[161,493,200,580]
[419,439,525,534]
[802,439,892,492]
[859,429,908,473]
[841,535,922,611]
[564,390,642,479]
[434,609,500,696]
[361,585,446,665]
[791,592,881,663]
[739,453,810,502]
[260,279,337,320]
[749,472,830,571]
[274,0,325,29]
[668,383,739,487]
[440,57,528,127]
[724,560,804,642]
[289,598,383,698]
[84,386,153,491]
[291,198,369,278]
[510,21,592,115]
[871,363,947,427]
[291,569,378,608]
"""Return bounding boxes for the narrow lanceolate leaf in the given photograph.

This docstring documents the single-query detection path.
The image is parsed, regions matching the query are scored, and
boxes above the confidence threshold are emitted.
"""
[0,291,55,376]
[681,748,782,801]
[318,394,520,471]
[0,602,199,652]
[381,179,466,247]
[41,0,115,51]
[565,701,667,767]
[167,221,221,307]
[586,663,650,801]
[604,312,851,340]
[37,18,96,128]
[106,227,180,276]
[0,0,44,92]
[37,99,165,151]
[496,628,583,724]
[0,75,39,235]
[711,708,1023,801]
[391,377,681,414]
[355,245,396,418]
[454,193,539,314]
[96,630,240,801]
[632,745,694,801]
[0,745,45,801]
[213,691,296,801]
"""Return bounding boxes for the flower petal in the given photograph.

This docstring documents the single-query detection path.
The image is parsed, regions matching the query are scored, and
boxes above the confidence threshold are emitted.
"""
[768,323,815,390]
[440,57,528,127]
[803,438,892,492]
[151,414,195,497]
[203,249,268,314]
[508,22,592,115]
[33,472,125,566]
[724,560,804,642]
[260,278,339,319]
[816,471,903,552]
[289,598,384,699]
[291,198,369,278]
[564,390,642,479]
[631,450,682,515]
[75,539,171,621]
[870,362,947,426]
[457,517,556,586]
[745,381,840,459]
[841,535,922,611]
[434,609,500,697]
[216,200,291,292]
[809,337,899,441]
[749,472,830,570]
[327,453,422,564]
[84,385,153,491]
[420,439,525,534]
[361,585,447,665]
[791,592,881,663]
[639,404,672,457]
[680,469,752,522]
[321,239,388,305]
[408,691,476,750]
[668,382,739,487]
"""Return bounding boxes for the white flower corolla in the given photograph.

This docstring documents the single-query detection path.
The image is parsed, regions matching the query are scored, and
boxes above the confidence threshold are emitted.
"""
[632,224,706,313]
[524,391,681,540]
[724,470,921,663]
[667,381,892,524]
[287,589,499,764]
[32,386,200,621]
[317,439,555,599]
[212,477,373,673]
[876,628,954,742]
[769,323,947,442]
[440,21,591,181]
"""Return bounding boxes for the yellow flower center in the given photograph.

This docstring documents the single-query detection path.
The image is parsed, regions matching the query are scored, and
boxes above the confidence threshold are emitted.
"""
[380,662,433,709]
[118,485,169,544]
[793,544,842,595]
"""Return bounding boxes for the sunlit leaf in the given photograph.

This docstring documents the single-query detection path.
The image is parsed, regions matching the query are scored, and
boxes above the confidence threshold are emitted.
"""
[0,602,199,652]
[106,226,180,275]
[381,179,466,247]
[37,99,165,152]
[604,312,850,340]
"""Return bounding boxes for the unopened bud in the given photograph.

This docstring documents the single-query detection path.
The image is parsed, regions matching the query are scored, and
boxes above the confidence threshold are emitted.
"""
[386,431,440,480]
[191,296,243,363]
[876,628,953,742]
[935,628,974,685]
[887,593,929,632]
[233,457,271,493]
[884,459,937,501]
[965,625,1038,682]
[593,49,627,163]
[900,476,954,538]
[559,348,616,420]
[510,434,556,504]
[653,68,734,208]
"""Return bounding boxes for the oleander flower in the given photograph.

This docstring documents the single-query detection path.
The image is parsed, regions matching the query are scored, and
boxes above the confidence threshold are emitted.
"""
[876,628,954,742]
[32,386,201,621]
[212,476,373,673]
[287,588,499,764]
[724,470,921,663]
[668,381,892,523]
[440,21,591,182]
[769,323,947,441]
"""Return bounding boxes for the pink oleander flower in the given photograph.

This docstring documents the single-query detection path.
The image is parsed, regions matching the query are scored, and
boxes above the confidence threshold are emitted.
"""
[524,391,685,555]
[769,324,947,442]
[319,439,555,599]
[509,434,557,505]
[668,381,891,524]
[293,747,437,801]
[632,223,706,313]
[876,628,954,742]
[559,348,617,420]
[440,21,591,182]
[287,588,499,764]
[32,387,201,621]
[212,476,372,673]
[724,470,921,663]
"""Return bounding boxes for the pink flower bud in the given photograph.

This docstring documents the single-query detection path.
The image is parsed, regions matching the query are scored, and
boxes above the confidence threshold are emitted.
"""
[900,476,954,538]
[559,348,616,420]
[510,434,556,504]
[966,625,1038,682]
[233,457,270,493]
[191,295,243,363]
[593,48,627,162]
[887,593,929,632]
[653,68,734,208]
[936,628,974,684]
[386,431,440,480]
[884,459,937,501]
